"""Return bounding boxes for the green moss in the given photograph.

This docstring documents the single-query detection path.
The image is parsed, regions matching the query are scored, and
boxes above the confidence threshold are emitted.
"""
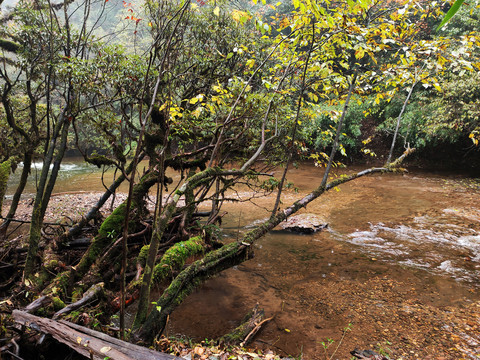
[75,203,128,275]
[71,288,84,302]
[153,236,204,282]
[0,159,11,216]
[51,296,66,311]
[137,245,150,267]
[0,39,20,53]
[85,155,116,168]
[98,203,127,238]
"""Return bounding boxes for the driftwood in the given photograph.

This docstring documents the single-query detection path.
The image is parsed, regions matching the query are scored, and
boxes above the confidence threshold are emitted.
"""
[218,304,272,346]
[13,310,180,360]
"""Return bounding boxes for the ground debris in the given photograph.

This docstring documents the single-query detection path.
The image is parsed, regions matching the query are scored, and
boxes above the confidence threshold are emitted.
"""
[155,336,288,360]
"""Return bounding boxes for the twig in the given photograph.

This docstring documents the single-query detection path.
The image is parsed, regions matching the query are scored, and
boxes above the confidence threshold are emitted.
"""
[241,316,274,346]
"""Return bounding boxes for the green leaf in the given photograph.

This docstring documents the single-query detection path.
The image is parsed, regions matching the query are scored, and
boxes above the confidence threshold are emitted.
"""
[436,0,464,31]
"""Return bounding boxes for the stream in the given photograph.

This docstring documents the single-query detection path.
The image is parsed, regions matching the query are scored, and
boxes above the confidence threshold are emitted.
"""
[7,160,480,358]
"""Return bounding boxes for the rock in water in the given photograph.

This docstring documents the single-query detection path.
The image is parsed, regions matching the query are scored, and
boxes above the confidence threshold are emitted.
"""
[280,214,328,234]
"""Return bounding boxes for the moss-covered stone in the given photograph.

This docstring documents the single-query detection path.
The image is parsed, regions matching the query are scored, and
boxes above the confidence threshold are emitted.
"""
[0,159,11,217]
[153,236,204,282]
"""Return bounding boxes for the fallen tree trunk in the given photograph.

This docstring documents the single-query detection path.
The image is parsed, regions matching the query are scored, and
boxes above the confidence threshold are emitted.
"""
[135,151,412,343]
[12,310,180,360]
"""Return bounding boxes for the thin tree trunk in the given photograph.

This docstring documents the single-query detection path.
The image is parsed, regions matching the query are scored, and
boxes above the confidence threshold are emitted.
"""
[24,114,70,279]
[0,150,33,239]
[273,21,314,216]
[320,70,358,188]
[386,82,417,164]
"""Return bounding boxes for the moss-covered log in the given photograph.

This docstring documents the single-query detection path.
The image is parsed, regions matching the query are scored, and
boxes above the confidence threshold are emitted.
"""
[133,167,247,329]
[218,305,268,346]
[135,154,412,343]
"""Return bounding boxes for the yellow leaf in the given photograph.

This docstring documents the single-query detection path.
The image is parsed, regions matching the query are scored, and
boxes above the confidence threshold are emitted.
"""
[76,337,82,344]
[213,6,220,16]
[284,328,291,332]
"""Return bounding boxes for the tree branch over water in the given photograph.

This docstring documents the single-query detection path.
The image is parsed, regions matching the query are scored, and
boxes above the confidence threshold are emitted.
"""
[135,148,414,343]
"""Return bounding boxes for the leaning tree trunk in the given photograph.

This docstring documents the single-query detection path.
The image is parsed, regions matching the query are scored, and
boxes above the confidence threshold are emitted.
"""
[0,150,33,239]
[386,81,417,165]
[41,170,161,298]
[73,170,158,278]
[24,115,71,279]
[134,151,413,343]
[132,167,245,328]
[60,154,144,242]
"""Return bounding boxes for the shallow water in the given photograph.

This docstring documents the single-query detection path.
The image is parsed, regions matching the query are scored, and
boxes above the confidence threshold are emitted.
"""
[6,159,480,357]
[165,165,480,357]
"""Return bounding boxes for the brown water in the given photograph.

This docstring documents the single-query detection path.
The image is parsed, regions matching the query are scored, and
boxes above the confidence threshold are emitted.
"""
[8,160,480,358]
[165,166,480,359]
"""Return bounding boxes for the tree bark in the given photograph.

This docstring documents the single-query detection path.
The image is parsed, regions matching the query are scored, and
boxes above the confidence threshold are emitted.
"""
[24,115,71,279]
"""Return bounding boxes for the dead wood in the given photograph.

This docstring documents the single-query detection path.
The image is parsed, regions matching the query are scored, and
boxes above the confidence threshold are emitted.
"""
[12,310,180,360]
[218,304,272,346]
[52,282,104,320]
[23,296,52,314]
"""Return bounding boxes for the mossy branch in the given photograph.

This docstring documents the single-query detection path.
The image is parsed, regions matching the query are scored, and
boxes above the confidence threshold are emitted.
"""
[135,155,410,343]
[133,167,247,329]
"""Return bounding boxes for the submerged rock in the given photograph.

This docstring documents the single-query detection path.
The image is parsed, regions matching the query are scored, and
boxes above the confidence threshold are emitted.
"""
[280,213,328,234]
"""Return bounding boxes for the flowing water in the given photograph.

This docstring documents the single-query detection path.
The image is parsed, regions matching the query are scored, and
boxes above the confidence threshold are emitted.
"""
[6,160,480,358]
